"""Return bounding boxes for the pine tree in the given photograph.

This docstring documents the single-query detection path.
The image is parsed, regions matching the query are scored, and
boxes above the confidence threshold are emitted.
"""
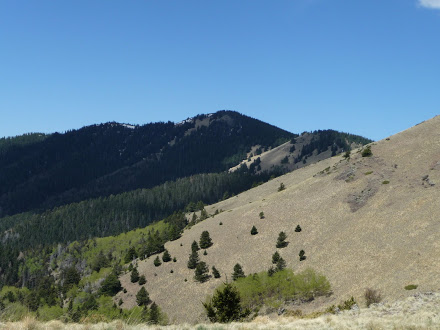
[250,226,258,235]
[278,182,285,191]
[212,266,221,278]
[191,240,200,253]
[203,250,208,256]
[162,249,171,262]
[276,257,286,272]
[139,275,147,285]
[276,231,288,248]
[203,282,250,322]
[124,247,138,264]
[259,211,265,219]
[272,251,280,264]
[136,287,150,306]
[100,273,122,296]
[131,268,140,283]
[149,302,160,324]
[232,263,245,281]
[187,250,199,269]
[200,231,213,249]
[299,250,306,261]
[194,261,210,282]
[295,225,302,232]
[154,256,162,267]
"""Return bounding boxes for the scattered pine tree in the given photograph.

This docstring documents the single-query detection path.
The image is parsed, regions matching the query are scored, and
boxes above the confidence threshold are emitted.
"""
[131,267,140,283]
[299,249,306,261]
[136,287,150,306]
[278,182,285,191]
[154,256,162,267]
[259,211,265,219]
[187,250,199,269]
[191,240,200,253]
[200,231,213,249]
[295,225,302,232]
[139,275,147,285]
[194,261,210,282]
[272,251,280,264]
[276,231,288,248]
[276,257,286,272]
[250,226,258,235]
[212,266,221,278]
[162,249,171,262]
[232,263,245,281]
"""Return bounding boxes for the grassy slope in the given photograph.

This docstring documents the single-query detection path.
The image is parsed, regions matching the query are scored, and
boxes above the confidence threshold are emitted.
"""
[115,115,440,324]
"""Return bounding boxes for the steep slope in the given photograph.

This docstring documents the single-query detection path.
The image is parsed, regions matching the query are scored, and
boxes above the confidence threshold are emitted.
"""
[117,116,440,323]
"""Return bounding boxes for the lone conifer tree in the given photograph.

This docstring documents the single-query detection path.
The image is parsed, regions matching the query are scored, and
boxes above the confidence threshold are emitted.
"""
[138,275,146,285]
[278,182,285,191]
[200,231,213,249]
[131,267,140,283]
[162,249,171,262]
[272,251,280,264]
[153,256,161,267]
[232,263,245,281]
[212,266,221,278]
[276,257,286,272]
[299,250,306,261]
[187,250,199,269]
[276,231,288,248]
[194,261,210,282]
[250,226,258,235]
[295,225,302,232]
[136,287,150,306]
[191,240,200,253]
[149,302,160,324]
[203,282,250,322]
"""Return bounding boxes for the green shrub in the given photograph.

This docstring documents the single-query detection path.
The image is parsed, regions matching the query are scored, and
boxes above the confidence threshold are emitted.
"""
[295,225,302,232]
[404,284,418,290]
[259,212,265,219]
[278,183,286,192]
[382,180,390,184]
[338,296,356,310]
[364,171,373,175]
[361,146,372,157]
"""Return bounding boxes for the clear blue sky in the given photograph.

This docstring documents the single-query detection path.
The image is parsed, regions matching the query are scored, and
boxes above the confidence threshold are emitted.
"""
[1,0,439,141]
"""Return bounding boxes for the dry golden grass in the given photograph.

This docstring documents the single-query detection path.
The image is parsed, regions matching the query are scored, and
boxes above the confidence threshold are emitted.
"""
[2,291,440,329]
[115,115,440,324]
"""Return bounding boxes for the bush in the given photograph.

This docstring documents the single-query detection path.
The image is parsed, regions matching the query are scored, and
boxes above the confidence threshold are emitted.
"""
[278,183,286,192]
[338,296,357,310]
[295,225,302,232]
[361,146,372,157]
[364,288,382,307]
[404,284,418,290]
[259,211,265,219]
[382,180,390,184]
[299,250,306,261]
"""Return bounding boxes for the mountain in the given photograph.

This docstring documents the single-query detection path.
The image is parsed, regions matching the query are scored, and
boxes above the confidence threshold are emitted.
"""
[0,111,374,323]
[111,115,440,323]
[0,111,296,218]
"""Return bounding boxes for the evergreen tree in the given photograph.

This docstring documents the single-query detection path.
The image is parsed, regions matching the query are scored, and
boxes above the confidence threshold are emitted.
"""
[136,287,150,306]
[299,250,306,261]
[203,282,250,322]
[212,266,221,279]
[131,267,140,283]
[276,257,286,272]
[149,302,160,324]
[200,231,213,249]
[203,249,208,256]
[250,226,258,235]
[272,251,280,264]
[278,182,285,191]
[100,273,122,296]
[259,211,265,219]
[232,263,245,281]
[276,231,288,248]
[194,261,210,282]
[139,275,147,285]
[191,213,197,223]
[295,225,302,232]
[200,209,209,221]
[162,249,171,262]
[124,247,138,264]
[191,240,200,253]
[92,250,110,272]
[154,256,162,267]
[187,250,199,269]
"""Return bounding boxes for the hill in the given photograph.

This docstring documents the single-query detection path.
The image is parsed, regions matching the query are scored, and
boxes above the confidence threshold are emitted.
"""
[0,111,294,218]
[114,116,439,323]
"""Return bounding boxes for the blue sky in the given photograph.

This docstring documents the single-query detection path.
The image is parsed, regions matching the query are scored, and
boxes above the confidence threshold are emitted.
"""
[1,0,439,141]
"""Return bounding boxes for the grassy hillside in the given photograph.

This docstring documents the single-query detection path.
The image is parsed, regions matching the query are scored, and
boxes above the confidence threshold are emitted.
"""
[115,115,440,324]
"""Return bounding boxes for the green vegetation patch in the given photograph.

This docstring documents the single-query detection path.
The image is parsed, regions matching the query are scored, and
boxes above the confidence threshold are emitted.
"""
[364,171,373,175]
[220,268,331,312]
[382,180,390,184]
[405,284,418,290]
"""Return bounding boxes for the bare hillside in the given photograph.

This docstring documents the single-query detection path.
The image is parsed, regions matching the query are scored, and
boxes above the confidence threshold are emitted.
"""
[117,116,440,324]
